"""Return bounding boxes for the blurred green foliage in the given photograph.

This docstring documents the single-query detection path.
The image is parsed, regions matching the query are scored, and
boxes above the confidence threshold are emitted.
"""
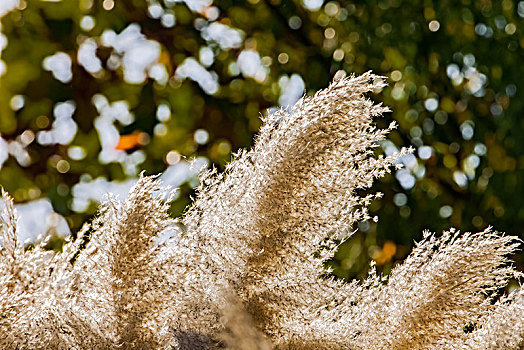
[0,0,523,279]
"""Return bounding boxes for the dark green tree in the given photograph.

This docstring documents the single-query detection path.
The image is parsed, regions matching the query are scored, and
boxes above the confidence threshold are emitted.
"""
[0,0,523,278]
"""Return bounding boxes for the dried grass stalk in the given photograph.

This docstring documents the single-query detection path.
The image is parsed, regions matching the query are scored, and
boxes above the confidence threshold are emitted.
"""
[0,73,522,349]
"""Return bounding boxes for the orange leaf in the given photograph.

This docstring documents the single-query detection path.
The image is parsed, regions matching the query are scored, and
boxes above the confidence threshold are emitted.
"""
[116,131,143,151]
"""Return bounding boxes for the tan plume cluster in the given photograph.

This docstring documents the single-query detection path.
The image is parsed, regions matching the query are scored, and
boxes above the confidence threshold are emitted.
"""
[0,72,522,349]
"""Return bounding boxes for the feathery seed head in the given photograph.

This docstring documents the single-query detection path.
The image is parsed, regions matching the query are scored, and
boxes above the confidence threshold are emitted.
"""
[0,73,522,349]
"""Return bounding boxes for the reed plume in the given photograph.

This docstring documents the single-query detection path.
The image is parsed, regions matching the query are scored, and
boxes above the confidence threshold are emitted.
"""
[0,72,522,349]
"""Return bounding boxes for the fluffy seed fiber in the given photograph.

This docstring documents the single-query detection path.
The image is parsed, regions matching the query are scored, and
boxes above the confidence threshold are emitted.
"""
[0,72,522,349]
